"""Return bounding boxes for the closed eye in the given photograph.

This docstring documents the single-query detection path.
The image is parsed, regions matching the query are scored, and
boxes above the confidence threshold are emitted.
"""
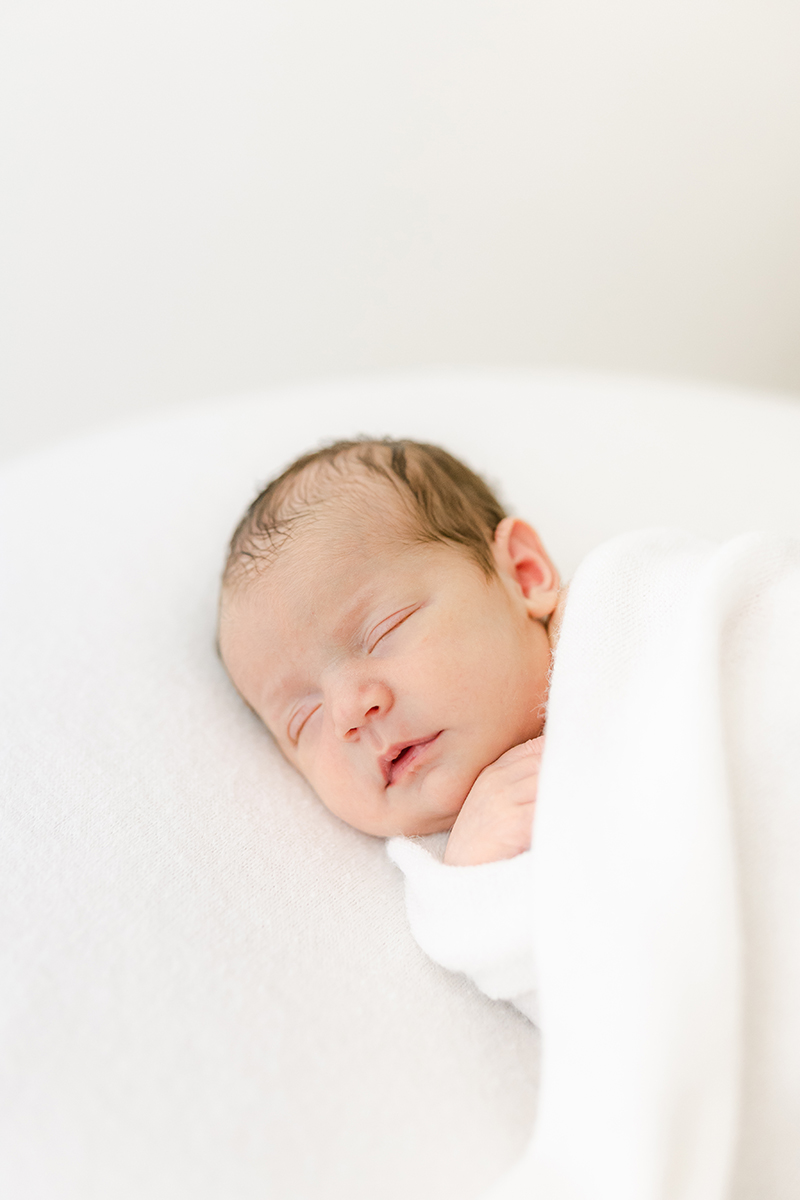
[367,603,421,652]
[288,701,321,744]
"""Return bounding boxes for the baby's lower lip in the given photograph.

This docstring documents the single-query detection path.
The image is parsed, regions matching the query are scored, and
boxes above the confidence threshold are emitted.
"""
[387,732,442,787]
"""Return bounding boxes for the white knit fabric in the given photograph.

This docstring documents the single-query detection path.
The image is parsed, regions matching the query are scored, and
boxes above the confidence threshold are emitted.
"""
[502,531,799,1200]
[387,837,539,1024]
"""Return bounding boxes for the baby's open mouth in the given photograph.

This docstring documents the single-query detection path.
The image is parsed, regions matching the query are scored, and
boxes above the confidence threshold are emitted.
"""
[382,733,442,787]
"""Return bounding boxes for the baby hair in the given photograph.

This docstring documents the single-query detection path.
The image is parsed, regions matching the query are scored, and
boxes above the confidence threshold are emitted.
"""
[223,438,508,588]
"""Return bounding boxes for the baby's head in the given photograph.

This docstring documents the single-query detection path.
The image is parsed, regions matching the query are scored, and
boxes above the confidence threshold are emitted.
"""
[218,439,561,837]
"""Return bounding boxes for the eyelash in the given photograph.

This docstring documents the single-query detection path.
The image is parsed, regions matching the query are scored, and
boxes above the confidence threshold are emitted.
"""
[288,703,320,745]
[367,605,419,652]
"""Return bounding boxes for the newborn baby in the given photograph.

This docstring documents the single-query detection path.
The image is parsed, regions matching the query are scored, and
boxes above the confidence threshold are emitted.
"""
[219,437,563,1018]
[225,440,800,1189]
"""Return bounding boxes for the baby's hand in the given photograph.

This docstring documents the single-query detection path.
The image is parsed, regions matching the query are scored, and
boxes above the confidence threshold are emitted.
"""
[443,737,545,866]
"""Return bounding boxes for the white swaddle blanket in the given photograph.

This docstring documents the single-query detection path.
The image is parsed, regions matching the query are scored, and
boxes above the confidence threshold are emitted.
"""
[391,530,800,1200]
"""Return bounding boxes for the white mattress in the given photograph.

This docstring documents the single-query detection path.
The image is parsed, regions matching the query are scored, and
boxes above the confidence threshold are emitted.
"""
[2,370,800,1199]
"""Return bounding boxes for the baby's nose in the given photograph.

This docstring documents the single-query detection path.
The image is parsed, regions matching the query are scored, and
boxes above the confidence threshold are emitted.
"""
[332,679,392,740]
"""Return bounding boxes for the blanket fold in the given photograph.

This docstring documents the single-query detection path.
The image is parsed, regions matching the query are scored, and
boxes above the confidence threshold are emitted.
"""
[386,837,539,1023]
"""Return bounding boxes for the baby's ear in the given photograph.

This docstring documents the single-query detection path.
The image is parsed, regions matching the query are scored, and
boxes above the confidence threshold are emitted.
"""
[491,518,561,620]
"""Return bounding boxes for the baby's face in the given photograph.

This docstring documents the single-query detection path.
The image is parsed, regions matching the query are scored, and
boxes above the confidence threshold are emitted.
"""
[219,509,559,837]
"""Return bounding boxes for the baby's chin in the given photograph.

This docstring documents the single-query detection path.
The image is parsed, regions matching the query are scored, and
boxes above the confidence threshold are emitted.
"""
[313,759,478,838]
[391,809,458,838]
[388,769,475,837]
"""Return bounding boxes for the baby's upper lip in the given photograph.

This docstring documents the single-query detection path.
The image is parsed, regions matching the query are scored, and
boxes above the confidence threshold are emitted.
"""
[379,734,441,787]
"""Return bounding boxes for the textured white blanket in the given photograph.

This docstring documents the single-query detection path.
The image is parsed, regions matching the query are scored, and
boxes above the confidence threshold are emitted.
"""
[394,531,800,1200]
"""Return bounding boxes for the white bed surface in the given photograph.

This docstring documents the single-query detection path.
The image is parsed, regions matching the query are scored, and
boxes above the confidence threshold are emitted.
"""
[2,369,799,1199]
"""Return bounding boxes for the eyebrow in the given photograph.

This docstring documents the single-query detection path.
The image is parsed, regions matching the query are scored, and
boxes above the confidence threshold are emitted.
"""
[327,574,398,647]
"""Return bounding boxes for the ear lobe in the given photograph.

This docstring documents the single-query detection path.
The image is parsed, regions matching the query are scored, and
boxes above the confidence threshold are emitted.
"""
[492,517,561,619]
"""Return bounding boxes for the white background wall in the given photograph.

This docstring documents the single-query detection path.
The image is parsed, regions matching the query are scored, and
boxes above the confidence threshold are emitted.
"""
[2,0,800,462]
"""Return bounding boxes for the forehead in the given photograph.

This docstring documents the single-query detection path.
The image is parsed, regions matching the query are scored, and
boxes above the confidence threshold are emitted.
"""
[259,516,403,616]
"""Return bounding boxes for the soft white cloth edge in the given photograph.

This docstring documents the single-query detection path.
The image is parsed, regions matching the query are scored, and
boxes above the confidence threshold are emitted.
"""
[386,837,538,1011]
